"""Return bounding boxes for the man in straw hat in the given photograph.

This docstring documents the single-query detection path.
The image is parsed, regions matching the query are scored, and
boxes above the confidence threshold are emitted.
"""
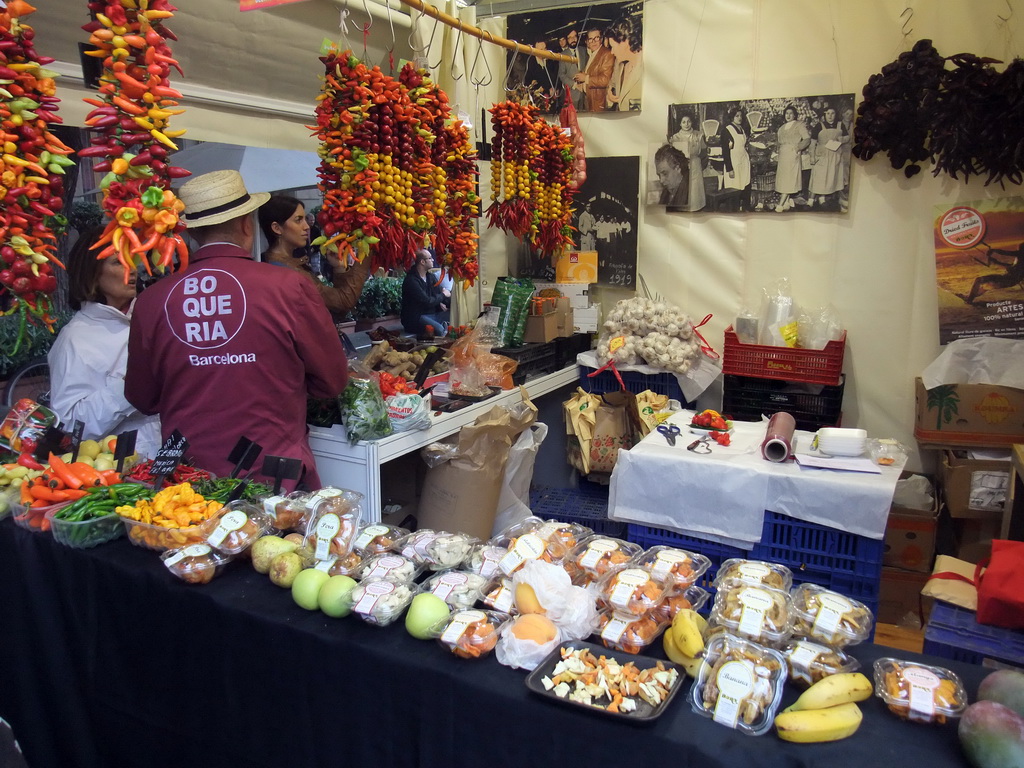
[125,170,348,489]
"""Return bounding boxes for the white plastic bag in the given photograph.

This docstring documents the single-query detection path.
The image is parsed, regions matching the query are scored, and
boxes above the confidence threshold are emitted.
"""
[492,423,549,535]
[385,393,431,432]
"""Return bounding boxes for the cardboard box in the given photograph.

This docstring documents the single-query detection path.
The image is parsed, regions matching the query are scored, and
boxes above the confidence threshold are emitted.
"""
[573,307,600,333]
[555,250,598,284]
[878,566,932,626]
[914,377,1024,448]
[941,449,1011,518]
[884,489,939,573]
[523,312,559,343]
[533,282,592,310]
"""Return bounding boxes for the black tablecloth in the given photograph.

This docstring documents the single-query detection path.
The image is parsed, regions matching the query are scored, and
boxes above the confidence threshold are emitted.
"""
[0,519,987,768]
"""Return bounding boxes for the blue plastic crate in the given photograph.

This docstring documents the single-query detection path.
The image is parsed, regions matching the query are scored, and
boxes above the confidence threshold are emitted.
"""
[923,601,1024,669]
[625,524,750,593]
[578,367,696,408]
[529,485,626,538]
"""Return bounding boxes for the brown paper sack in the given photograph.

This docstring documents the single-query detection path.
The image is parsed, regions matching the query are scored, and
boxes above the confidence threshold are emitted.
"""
[417,389,538,539]
[921,554,979,611]
[588,390,644,475]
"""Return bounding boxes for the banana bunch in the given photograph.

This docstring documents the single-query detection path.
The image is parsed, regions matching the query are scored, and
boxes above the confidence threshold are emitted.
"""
[773,672,873,743]
[662,608,707,678]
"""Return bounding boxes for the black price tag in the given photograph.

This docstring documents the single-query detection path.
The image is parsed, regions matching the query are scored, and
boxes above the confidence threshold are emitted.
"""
[150,430,187,487]
[69,421,85,463]
[227,436,263,479]
[113,430,138,474]
[261,455,302,495]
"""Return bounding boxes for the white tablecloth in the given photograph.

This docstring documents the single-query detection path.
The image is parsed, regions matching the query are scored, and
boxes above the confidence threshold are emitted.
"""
[608,411,906,548]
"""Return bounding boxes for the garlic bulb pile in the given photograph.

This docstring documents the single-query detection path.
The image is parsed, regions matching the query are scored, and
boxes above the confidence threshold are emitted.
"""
[595,298,702,375]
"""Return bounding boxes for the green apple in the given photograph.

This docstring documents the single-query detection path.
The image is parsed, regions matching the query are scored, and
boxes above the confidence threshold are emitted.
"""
[318,575,358,618]
[292,568,331,610]
[405,592,451,640]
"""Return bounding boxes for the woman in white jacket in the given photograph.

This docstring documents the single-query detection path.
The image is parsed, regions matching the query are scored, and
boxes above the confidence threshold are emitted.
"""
[48,227,161,458]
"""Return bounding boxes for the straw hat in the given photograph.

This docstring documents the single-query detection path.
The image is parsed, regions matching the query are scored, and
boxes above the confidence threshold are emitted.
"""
[178,170,271,228]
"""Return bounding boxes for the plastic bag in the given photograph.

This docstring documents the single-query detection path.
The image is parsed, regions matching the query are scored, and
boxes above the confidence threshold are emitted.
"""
[489,276,535,347]
[339,361,393,443]
[797,304,843,349]
[385,393,431,432]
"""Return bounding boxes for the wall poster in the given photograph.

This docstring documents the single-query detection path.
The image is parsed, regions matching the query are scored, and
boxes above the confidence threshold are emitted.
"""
[934,198,1024,344]
[504,2,644,114]
[651,94,855,214]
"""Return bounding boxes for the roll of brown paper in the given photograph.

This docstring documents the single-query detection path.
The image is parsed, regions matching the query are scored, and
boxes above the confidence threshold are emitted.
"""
[761,412,796,462]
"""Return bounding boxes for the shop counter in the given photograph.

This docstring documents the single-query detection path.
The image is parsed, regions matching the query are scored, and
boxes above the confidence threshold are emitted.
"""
[0,521,988,768]
[308,365,578,521]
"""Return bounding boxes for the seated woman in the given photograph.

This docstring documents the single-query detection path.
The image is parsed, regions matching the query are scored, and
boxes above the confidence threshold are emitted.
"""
[258,195,370,319]
[47,226,161,458]
[401,249,449,336]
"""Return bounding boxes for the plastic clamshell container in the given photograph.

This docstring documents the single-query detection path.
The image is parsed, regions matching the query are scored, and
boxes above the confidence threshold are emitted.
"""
[160,543,232,584]
[345,579,420,627]
[464,543,509,579]
[494,531,569,576]
[423,570,489,609]
[481,576,517,614]
[568,535,643,586]
[12,501,68,532]
[652,584,711,624]
[709,583,793,646]
[689,634,788,736]
[597,564,672,616]
[302,488,363,562]
[781,639,860,687]
[631,545,712,588]
[435,609,510,658]
[48,508,124,549]
[199,500,273,555]
[790,583,874,647]
[352,522,409,555]
[713,558,794,592]
[263,491,312,532]
[873,657,968,724]
[120,516,206,551]
[594,608,668,655]
[355,552,422,584]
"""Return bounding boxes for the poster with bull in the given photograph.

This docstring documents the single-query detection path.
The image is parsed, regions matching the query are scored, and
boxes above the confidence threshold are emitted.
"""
[934,197,1024,344]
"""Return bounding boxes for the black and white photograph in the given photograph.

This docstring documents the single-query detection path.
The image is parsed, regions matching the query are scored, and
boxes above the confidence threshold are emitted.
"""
[504,2,644,115]
[647,94,856,214]
[571,156,639,287]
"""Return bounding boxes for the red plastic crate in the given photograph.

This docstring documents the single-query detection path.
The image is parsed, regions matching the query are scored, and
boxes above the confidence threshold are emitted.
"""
[723,326,846,386]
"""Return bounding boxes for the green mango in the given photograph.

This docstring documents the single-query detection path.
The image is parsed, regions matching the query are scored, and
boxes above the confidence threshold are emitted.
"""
[979,670,1024,718]
[959,701,1024,768]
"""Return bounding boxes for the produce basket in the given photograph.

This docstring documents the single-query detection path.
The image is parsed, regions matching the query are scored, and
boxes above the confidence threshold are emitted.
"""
[48,508,124,549]
[722,326,845,386]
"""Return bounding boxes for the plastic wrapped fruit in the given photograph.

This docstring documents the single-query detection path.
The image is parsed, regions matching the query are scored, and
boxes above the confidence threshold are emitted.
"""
[709,583,792,646]
[790,584,874,648]
[595,609,666,655]
[161,543,232,584]
[873,658,967,724]
[569,536,642,586]
[597,565,671,616]
[200,500,273,555]
[713,558,793,591]
[781,639,861,687]
[435,609,510,658]
[631,545,711,588]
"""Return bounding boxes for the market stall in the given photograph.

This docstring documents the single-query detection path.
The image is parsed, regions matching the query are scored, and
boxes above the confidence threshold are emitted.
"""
[0,520,989,768]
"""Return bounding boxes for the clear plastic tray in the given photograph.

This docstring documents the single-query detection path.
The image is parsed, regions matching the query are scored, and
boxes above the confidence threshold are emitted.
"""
[352,522,409,555]
[689,633,788,736]
[790,583,874,647]
[631,545,712,588]
[160,543,232,585]
[652,584,710,624]
[345,579,420,627]
[597,565,671,616]
[594,609,668,655]
[873,657,968,724]
[781,639,861,687]
[199,500,274,555]
[713,558,793,592]
[423,570,489,609]
[709,583,793,646]
[568,535,643,586]
[354,553,422,584]
[434,609,510,658]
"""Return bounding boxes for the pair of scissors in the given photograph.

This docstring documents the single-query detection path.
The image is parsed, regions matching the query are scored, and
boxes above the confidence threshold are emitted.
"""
[657,423,681,446]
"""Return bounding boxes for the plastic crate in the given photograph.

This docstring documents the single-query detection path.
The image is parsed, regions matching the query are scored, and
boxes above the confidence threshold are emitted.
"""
[723,374,845,432]
[577,367,696,408]
[626,524,750,594]
[723,326,845,386]
[923,601,1024,669]
[529,485,626,539]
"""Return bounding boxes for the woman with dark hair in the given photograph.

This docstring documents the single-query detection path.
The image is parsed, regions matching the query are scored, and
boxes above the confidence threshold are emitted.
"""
[259,194,370,319]
[47,226,161,457]
[604,15,643,111]
[808,106,850,208]
[774,105,811,212]
[720,106,752,212]
[669,113,707,211]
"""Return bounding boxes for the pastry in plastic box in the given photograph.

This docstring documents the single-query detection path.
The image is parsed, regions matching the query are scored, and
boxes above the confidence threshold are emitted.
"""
[790,584,873,647]
[352,522,409,555]
[495,532,568,576]
[161,543,232,585]
[631,545,711,588]
[781,639,860,687]
[423,570,489,609]
[303,488,362,563]
[710,583,792,646]
[465,543,509,579]
[595,609,666,655]
[435,609,510,658]
[873,658,968,724]
[346,579,420,627]
[481,577,517,613]
[713,558,793,592]
[355,553,422,584]
[263,491,312,532]
[568,536,642,586]
[597,565,671,616]
[652,584,711,624]
[689,634,787,736]
[200,500,273,555]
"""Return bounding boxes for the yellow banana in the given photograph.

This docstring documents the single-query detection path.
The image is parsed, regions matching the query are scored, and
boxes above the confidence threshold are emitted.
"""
[774,702,863,743]
[671,609,706,657]
[662,630,705,678]
[784,672,873,712]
